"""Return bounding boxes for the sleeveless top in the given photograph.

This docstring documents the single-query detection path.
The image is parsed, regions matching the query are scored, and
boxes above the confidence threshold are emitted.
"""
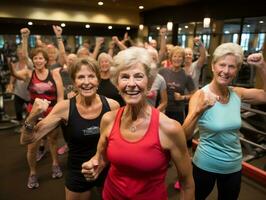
[27,70,57,116]
[193,84,242,174]
[61,95,111,171]
[104,107,170,200]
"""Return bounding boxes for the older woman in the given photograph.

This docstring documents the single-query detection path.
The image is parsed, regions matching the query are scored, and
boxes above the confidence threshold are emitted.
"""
[97,52,124,106]
[9,40,64,189]
[81,47,194,200]
[20,57,119,199]
[183,43,266,200]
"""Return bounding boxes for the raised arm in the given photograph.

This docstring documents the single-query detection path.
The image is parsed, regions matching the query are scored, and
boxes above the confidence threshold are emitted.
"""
[182,90,216,139]
[53,25,67,66]
[160,115,194,200]
[20,28,33,67]
[234,53,266,104]
[112,36,127,50]
[20,98,69,145]
[194,37,206,68]
[92,37,105,59]
[9,60,31,81]
[158,28,167,63]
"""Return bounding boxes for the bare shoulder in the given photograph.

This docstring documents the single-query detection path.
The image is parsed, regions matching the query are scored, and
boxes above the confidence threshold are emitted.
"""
[51,99,70,120]
[159,112,182,136]
[159,112,185,150]
[100,109,120,137]
[106,97,120,111]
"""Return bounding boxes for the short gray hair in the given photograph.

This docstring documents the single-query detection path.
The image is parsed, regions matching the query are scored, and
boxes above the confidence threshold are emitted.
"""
[212,43,244,68]
[110,47,156,89]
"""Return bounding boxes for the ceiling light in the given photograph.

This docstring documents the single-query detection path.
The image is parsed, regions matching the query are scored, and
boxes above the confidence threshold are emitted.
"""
[61,23,66,27]
[185,25,188,29]
[139,24,144,30]
[108,26,112,29]
[85,24,90,29]
[98,1,103,6]
[246,24,250,27]
[139,6,144,9]
[126,26,130,30]
[156,26,160,30]
[203,17,211,28]
[28,21,33,26]
[224,31,230,34]
[259,20,264,24]
[167,21,173,31]
[178,27,182,31]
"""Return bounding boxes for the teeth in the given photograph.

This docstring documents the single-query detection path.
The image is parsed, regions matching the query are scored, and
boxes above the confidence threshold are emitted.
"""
[125,91,140,95]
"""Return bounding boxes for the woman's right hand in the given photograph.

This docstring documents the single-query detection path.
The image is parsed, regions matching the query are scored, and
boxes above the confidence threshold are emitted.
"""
[195,90,217,114]
[81,155,103,181]
[29,98,51,120]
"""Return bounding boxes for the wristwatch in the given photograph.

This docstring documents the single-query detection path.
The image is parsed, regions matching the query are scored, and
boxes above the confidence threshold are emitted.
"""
[24,120,34,131]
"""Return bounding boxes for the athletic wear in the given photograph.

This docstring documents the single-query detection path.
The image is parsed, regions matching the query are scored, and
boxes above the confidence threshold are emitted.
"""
[27,70,57,116]
[193,84,242,174]
[61,95,110,192]
[104,107,170,200]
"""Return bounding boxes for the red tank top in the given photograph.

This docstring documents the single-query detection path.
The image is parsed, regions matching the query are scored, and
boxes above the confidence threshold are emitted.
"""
[103,107,170,200]
[27,70,57,117]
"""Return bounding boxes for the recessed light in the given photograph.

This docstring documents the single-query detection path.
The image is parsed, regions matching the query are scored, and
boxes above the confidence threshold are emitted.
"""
[28,21,33,26]
[156,26,160,30]
[224,31,230,34]
[61,23,66,27]
[108,26,112,29]
[139,24,144,30]
[98,1,103,6]
[85,24,90,29]
[259,20,264,24]
[126,26,130,30]
[139,6,144,9]
[185,25,188,29]
[246,24,250,27]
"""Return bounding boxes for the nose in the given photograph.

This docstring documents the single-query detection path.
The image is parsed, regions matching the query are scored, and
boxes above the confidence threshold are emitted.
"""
[223,65,230,73]
[84,76,90,84]
[128,76,136,86]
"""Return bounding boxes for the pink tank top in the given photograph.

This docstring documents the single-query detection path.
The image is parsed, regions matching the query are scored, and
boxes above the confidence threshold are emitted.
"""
[103,107,170,200]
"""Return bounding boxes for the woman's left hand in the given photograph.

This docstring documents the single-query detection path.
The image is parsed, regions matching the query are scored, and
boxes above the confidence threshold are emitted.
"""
[247,53,265,69]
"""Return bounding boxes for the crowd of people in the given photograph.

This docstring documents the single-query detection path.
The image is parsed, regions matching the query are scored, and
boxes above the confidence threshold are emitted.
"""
[1,24,266,200]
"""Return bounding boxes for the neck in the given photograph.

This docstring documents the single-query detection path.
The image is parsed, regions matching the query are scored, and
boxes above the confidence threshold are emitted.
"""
[184,61,192,68]
[100,71,110,79]
[124,101,148,121]
[171,65,181,72]
[209,81,229,97]
[77,93,98,107]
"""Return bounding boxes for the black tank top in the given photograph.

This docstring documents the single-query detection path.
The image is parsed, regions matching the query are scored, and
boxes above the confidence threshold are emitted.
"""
[61,95,111,170]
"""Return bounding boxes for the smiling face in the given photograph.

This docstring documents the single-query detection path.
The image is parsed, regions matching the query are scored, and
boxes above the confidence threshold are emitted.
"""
[99,57,111,72]
[212,54,239,86]
[184,48,193,64]
[117,63,148,105]
[33,52,47,70]
[74,65,99,97]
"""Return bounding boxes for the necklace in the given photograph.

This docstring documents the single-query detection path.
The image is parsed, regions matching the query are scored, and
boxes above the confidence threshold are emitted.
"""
[129,119,143,132]
[217,92,230,103]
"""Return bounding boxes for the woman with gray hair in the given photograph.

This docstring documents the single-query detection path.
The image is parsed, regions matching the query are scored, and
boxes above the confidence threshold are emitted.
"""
[97,52,124,106]
[183,43,266,200]
[82,47,194,200]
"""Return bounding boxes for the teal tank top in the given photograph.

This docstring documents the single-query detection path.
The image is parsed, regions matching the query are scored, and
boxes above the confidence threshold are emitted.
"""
[193,84,242,174]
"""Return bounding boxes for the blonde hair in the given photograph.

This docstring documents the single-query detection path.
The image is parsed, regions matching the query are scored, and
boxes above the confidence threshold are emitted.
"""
[169,46,185,62]
[97,52,113,66]
[212,43,244,68]
[111,47,156,89]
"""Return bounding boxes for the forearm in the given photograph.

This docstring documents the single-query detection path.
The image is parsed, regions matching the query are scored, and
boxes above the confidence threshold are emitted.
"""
[259,62,266,91]
[182,111,200,139]
[56,37,67,65]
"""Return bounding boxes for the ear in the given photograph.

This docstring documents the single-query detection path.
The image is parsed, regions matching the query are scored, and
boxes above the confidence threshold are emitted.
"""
[211,63,215,72]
